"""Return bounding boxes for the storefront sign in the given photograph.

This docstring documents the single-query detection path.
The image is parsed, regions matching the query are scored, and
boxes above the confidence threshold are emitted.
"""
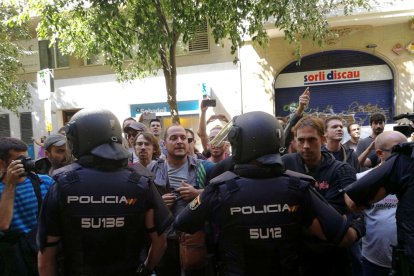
[130,100,199,117]
[275,65,392,88]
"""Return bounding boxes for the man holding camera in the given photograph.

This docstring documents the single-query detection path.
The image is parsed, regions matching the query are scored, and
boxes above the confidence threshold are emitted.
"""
[0,137,54,275]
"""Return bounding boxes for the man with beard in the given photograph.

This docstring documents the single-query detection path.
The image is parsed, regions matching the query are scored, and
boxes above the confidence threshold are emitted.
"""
[124,121,148,165]
[356,113,385,168]
[281,116,360,276]
[135,132,161,166]
[44,134,72,175]
[322,116,360,172]
[152,125,213,276]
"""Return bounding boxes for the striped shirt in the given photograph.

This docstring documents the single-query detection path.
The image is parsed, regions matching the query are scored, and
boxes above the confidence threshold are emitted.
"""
[0,174,54,233]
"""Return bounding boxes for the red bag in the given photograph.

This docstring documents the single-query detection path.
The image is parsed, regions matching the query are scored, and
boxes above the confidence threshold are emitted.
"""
[179,231,208,270]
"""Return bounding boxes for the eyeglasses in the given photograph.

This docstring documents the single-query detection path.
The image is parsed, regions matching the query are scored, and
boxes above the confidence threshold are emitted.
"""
[187,138,194,143]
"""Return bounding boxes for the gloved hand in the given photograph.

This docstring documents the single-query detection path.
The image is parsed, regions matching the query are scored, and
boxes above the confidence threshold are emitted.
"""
[136,263,152,276]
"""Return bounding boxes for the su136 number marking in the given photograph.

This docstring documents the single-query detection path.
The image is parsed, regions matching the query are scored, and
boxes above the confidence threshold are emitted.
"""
[249,227,282,239]
[81,217,125,229]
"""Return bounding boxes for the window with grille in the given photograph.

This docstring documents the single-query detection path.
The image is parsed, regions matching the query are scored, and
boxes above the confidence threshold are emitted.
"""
[0,114,11,138]
[176,20,209,55]
[19,112,33,144]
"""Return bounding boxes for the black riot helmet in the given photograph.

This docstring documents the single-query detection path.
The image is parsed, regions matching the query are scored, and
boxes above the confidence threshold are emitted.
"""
[227,111,284,164]
[65,109,129,160]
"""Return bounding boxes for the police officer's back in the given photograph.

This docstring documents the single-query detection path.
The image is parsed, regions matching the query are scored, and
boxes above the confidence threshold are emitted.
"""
[37,109,173,276]
[175,111,361,276]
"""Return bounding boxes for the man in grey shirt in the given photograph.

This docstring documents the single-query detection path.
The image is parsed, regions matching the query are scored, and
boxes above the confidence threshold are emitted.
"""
[356,113,385,168]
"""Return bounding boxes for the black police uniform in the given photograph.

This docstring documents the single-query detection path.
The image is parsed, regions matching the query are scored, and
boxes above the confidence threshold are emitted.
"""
[38,163,173,276]
[175,165,352,276]
[345,142,414,271]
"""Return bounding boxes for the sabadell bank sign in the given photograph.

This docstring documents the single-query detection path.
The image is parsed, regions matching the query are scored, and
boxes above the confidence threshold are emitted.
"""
[275,65,392,89]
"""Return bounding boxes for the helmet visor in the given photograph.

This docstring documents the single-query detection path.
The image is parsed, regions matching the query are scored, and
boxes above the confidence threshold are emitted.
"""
[209,120,233,148]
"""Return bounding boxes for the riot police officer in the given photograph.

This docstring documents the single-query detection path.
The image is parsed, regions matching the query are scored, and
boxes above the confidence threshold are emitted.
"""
[344,141,414,275]
[175,111,363,276]
[37,109,173,276]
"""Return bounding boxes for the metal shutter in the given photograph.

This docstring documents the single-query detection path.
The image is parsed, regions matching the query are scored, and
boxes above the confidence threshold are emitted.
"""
[275,50,393,125]
[275,80,393,125]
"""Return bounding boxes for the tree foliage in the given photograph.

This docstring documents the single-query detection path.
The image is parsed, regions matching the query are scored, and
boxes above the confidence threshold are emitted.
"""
[0,2,32,115]
[23,0,369,122]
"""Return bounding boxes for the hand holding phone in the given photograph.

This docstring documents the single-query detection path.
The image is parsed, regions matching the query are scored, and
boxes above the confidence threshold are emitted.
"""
[201,98,216,108]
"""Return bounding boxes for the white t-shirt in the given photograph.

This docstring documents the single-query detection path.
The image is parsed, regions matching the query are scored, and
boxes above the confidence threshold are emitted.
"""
[357,169,398,268]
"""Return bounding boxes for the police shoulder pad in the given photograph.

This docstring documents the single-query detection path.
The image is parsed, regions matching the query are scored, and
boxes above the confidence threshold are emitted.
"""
[284,169,315,183]
[209,171,239,186]
[52,163,82,178]
[129,162,153,178]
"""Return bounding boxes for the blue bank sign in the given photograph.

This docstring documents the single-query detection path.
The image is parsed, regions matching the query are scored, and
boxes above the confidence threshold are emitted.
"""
[130,100,199,117]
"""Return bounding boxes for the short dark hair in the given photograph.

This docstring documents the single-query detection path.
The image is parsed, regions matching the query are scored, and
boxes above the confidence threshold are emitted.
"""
[163,124,183,141]
[0,137,28,161]
[369,113,385,125]
[149,118,161,126]
[346,122,359,134]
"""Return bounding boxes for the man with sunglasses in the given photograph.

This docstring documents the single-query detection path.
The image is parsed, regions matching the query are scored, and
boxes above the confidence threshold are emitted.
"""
[185,128,206,160]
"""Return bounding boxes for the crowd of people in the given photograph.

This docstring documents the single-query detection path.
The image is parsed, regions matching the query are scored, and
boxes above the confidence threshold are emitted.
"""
[0,89,413,276]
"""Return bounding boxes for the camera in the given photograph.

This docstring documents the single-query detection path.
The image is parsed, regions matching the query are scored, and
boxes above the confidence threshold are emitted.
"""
[16,156,37,174]
[202,99,216,108]
[393,113,414,138]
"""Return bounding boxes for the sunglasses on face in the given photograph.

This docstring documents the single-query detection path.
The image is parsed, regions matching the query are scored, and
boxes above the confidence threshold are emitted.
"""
[126,132,138,138]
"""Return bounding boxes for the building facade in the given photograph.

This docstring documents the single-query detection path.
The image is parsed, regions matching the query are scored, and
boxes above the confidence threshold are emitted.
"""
[1,1,414,158]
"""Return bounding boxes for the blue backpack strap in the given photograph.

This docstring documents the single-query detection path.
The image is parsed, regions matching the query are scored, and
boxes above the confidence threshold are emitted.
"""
[27,173,43,214]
